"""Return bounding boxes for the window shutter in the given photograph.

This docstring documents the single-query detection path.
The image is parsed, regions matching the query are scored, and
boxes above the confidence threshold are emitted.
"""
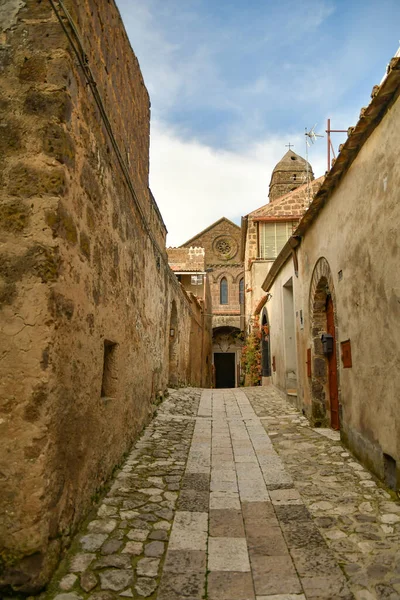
[259,222,297,259]
[275,222,289,255]
[259,224,276,259]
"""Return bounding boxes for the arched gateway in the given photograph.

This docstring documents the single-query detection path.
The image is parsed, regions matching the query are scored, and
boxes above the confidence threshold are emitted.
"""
[212,326,242,388]
[309,257,340,429]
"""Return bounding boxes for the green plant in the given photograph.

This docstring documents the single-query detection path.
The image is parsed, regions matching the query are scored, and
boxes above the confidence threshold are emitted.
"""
[241,325,262,386]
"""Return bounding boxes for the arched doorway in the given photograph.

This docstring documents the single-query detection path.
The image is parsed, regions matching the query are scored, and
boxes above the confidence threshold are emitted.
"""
[309,258,340,429]
[261,308,271,377]
[169,301,178,386]
[326,295,339,429]
[212,326,242,388]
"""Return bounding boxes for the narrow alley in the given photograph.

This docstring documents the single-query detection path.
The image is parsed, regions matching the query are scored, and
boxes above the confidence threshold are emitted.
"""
[39,387,400,600]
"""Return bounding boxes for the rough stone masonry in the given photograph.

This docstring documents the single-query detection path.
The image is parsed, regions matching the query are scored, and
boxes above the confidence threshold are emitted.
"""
[0,0,209,592]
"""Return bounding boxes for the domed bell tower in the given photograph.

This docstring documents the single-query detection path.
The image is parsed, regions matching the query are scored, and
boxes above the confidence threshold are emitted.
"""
[269,149,314,203]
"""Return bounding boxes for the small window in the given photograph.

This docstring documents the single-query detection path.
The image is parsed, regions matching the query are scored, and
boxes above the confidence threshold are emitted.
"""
[220,277,228,304]
[292,174,297,181]
[191,275,203,285]
[239,278,244,305]
[101,340,118,398]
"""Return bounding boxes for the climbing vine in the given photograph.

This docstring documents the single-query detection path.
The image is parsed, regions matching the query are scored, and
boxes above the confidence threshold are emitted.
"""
[241,321,262,386]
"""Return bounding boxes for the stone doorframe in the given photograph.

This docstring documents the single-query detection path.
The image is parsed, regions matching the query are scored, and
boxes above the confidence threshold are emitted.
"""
[308,257,341,427]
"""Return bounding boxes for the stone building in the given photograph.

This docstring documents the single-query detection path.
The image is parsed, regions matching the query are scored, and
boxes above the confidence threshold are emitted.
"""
[260,54,400,491]
[241,150,322,382]
[0,0,209,592]
[167,247,213,387]
[181,218,245,387]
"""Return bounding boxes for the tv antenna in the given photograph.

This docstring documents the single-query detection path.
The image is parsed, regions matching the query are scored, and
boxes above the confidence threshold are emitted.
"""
[304,124,323,204]
[305,124,323,147]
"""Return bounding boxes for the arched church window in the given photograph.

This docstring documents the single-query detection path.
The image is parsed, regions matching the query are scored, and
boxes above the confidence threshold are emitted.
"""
[220,277,228,305]
[239,278,244,305]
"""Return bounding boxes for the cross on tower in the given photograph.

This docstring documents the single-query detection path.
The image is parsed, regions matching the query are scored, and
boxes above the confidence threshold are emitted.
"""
[285,143,294,150]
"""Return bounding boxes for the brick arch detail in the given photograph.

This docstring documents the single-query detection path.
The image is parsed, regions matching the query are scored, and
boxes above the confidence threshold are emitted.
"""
[308,257,340,427]
[213,272,234,284]
[309,257,336,317]
[232,273,245,284]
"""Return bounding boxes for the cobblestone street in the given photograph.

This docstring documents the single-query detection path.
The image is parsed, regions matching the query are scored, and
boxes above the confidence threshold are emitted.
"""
[39,387,400,600]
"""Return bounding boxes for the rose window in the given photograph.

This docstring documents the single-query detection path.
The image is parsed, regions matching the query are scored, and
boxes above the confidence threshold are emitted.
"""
[216,239,232,256]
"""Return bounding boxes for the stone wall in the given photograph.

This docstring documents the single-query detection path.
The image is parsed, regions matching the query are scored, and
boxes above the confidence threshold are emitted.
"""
[167,246,205,273]
[0,0,207,592]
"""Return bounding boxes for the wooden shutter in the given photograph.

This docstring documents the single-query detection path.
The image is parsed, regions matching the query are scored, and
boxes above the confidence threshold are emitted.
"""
[306,348,311,377]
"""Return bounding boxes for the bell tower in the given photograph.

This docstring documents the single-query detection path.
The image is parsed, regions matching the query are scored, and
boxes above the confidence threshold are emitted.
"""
[269,149,314,203]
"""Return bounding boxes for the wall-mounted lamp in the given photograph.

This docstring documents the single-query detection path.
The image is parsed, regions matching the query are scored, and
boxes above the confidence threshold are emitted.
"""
[170,328,175,337]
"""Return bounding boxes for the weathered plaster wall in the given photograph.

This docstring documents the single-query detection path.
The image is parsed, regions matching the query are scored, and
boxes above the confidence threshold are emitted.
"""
[177,274,205,298]
[0,0,207,592]
[264,261,296,393]
[245,260,273,328]
[188,292,212,388]
[294,91,400,485]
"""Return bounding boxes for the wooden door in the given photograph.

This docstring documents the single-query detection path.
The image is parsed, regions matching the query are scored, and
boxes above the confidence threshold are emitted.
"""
[326,296,339,430]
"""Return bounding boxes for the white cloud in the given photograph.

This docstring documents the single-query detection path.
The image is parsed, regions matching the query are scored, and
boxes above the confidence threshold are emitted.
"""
[149,121,327,247]
[117,0,338,126]
[115,0,399,247]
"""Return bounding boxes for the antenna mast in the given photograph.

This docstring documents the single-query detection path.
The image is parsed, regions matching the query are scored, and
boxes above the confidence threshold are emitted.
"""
[305,124,323,204]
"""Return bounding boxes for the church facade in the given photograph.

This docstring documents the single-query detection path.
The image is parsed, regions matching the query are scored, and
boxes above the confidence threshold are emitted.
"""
[180,218,245,388]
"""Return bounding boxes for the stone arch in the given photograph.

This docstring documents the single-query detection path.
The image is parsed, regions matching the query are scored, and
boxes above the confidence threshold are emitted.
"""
[308,257,340,427]
[232,272,244,284]
[168,300,179,386]
[216,272,233,283]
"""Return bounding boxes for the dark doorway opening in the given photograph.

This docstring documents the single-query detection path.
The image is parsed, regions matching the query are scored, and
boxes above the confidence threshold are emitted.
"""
[261,310,271,377]
[215,353,235,388]
[326,295,339,430]
[383,453,397,491]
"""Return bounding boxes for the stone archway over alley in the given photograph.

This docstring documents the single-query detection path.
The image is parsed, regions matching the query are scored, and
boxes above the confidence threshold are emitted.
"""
[37,387,400,600]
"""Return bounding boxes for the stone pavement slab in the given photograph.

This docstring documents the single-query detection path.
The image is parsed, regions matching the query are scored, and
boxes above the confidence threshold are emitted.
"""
[208,537,251,571]
[35,386,400,600]
[246,386,400,600]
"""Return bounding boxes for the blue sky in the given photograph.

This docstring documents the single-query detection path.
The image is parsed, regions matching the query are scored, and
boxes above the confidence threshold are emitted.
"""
[116,0,400,246]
